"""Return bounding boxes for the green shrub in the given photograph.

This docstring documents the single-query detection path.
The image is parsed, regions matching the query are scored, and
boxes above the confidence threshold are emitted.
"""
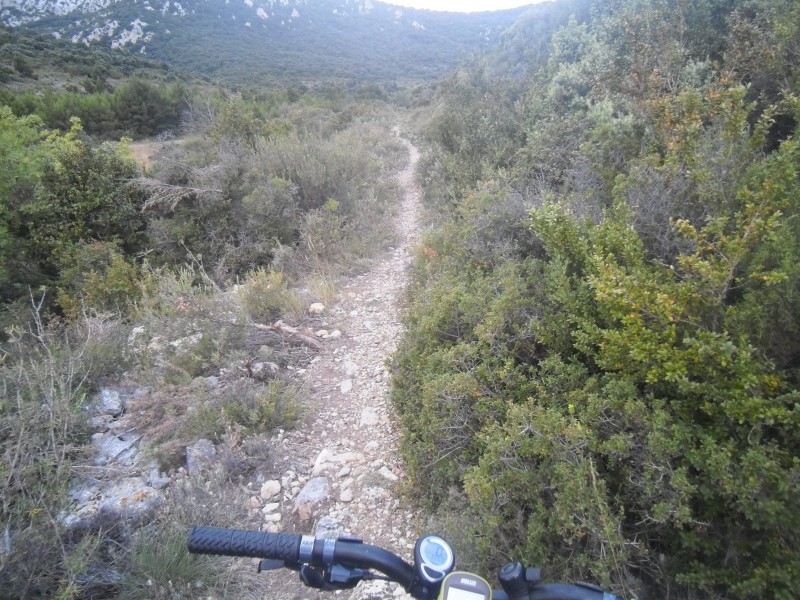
[396,182,800,599]
[0,110,146,304]
[237,268,301,324]
[397,30,800,596]
[219,379,301,436]
[11,53,34,77]
[56,241,142,319]
[181,379,301,443]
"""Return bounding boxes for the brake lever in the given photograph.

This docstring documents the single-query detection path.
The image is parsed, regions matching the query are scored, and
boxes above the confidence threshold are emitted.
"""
[329,564,368,587]
[296,563,368,591]
[299,565,328,589]
[258,559,288,572]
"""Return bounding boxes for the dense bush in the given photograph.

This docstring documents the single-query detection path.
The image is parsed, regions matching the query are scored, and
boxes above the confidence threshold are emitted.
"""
[0,25,186,139]
[2,80,184,139]
[143,98,405,281]
[0,109,147,306]
[55,241,143,320]
[394,1,800,598]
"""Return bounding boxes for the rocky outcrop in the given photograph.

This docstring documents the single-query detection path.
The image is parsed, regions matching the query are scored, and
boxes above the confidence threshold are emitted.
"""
[63,387,167,530]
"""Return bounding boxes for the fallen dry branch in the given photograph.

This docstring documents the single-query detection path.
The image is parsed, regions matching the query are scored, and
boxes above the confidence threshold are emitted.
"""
[252,320,323,351]
[135,177,222,212]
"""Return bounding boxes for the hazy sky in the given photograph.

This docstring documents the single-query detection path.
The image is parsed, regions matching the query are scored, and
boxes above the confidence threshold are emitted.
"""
[385,1,543,12]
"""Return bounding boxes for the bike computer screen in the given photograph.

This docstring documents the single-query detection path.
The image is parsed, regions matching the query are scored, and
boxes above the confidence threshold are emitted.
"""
[415,535,454,584]
[439,572,492,600]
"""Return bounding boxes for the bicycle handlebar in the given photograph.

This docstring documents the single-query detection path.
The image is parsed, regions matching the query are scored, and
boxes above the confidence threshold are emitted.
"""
[187,525,618,600]
[188,526,301,562]
[188,525,417,589]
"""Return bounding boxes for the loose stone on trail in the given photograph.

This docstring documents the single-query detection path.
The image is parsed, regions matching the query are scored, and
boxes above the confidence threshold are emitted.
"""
[344,360,358,376]
[295,477,330,521]
[260,480,281,500]
[97,388,124,417]
[360,407,379,427]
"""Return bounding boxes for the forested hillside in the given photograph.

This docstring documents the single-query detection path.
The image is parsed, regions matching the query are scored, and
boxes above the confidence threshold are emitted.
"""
[3,0,527,83]
[394,0,800,598]
[0,25,190,139]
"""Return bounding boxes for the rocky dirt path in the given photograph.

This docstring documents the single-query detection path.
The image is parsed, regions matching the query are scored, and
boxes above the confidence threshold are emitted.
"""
[251,131,423,599]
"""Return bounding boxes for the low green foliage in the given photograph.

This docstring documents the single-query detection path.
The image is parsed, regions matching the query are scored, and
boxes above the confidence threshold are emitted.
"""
[395,3,800,598]
[219,379,301,437]
[56,242,143,320]
[176,378,302,446]
[237,268,303,324]
[0,108,146,310]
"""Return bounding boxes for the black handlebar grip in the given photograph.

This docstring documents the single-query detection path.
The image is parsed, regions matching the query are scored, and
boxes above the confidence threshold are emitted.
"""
[187,526,301,562]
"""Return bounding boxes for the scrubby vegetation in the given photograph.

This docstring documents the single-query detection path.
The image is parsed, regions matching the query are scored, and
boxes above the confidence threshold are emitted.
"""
[8,3,527,85]
[141,94,405,280]
[0,25,173,86]
[0,25,187,139]
[4,0,800,597]
[394,1,800,598]
[0,80,185,139]
[0,76,406,596]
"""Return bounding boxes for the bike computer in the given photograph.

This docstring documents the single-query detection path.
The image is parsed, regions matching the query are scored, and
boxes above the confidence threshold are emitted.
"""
[415,535,455,584]
[438,571,492,600]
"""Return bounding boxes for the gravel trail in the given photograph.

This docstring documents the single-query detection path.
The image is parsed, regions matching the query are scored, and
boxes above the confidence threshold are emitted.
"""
[255,131,422,599]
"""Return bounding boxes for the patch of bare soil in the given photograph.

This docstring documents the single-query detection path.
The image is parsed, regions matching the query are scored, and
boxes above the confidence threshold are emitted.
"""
[128,138,185,170]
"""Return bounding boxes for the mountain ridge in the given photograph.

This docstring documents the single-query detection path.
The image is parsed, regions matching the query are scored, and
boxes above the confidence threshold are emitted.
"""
[2,0,533,81]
